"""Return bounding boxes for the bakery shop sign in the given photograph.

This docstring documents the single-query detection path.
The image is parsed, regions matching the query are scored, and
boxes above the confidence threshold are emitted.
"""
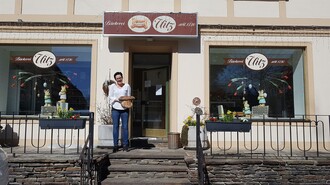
[245,53,269,71]
[103,12,197,37]
[224,55,288,69]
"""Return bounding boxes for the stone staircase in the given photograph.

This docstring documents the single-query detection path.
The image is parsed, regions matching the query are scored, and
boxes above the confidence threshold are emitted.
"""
[100,144,192,185]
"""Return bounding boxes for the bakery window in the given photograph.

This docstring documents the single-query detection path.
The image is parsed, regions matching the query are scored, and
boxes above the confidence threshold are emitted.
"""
[1,45,92,114]
[209,47,304,118]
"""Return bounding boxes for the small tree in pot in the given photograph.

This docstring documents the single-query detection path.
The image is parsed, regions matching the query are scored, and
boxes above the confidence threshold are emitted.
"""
[97,78,118,147]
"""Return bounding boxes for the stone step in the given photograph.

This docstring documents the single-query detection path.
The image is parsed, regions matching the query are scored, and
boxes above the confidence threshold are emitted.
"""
[108,150,186,160]
[99,147,194,184]
[101,177,191,185]
[108,164,188,172]
[109,158,186,166]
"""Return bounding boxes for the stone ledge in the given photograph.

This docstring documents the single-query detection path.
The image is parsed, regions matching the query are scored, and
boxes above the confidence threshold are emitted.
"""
[108,164,188,172]
[102,177,191,185]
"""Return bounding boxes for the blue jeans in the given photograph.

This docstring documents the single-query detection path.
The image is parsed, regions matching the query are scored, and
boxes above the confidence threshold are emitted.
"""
[112,108,129,147]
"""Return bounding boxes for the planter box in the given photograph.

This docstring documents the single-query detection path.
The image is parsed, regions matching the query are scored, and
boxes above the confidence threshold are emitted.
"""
[205,121,252,132]
[185,126,209,149]
[39,119,86,129]
[97,125,121,147]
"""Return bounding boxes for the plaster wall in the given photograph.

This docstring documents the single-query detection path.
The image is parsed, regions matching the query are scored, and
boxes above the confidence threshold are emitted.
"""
[128,0,174,12]
[75,0,122,15]
[234,1,279,17]
[95,37,125,125]
[0,0,15,14]
[286,0,330,18]
[177,39,205,129]
[310,37,330,114]
[22,0,67,15]
[181,0,227,17]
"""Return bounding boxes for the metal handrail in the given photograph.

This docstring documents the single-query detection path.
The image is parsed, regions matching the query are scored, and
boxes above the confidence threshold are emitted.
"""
[79,112,95,185]
[0,111,95,184]
[195,108,209,185]
[0,112,91,154]
[206,115,330,159]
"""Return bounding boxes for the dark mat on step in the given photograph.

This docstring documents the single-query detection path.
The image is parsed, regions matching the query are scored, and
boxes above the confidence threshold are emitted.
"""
[130,138,155,149]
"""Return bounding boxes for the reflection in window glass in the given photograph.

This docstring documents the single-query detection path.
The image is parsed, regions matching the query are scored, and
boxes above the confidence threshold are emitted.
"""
[2,45,92,114]
[209,47,304,118]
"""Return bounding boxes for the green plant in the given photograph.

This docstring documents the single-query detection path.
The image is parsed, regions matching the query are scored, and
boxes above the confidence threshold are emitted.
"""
[183,116,197,126]
[181,115,202,147]
[181,106,208,147]
[57,107,76,119]
[222,110,236,122]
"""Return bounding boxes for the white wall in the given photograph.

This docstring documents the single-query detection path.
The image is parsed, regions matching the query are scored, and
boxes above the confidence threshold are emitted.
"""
[95,37,125,125]
[75,0,122,15]
[311,37,330,114]
[0,0,15,14]
[129,0,174,12]
[287,0,330,18]
[176,39,205,130]
[234,1,279,18]
[181,0,227,17]
[22,0,67,15]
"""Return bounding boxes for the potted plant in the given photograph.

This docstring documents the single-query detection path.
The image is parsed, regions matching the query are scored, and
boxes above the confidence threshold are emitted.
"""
[181,115,209,149]
[205,110,252,132]
[39,107,85,129]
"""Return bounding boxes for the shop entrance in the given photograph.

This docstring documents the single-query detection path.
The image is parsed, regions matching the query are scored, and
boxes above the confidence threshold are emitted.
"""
[131,53,171,138]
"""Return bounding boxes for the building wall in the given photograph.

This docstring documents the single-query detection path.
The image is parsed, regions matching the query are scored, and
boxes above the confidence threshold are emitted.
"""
[188,158,330,184]
[234,1,279,17]
[0,50,10,112]
[129,0,175,12]
[75,0,122,15]
[287,0,330,18]
[1,0,330,24]
[0,0,330,134]
[176,34,330,128]
[22,0,68,15]
[181,0,228,17]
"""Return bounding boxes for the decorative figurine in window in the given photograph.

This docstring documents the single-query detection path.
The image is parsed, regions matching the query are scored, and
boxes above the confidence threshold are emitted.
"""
[44,89,52,106]
[243,100,251,115]
[59,85,67,103]
[258,89,267,106]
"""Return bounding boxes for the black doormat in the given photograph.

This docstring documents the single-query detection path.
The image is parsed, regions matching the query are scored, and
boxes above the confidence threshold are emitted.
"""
[130,138,155,149]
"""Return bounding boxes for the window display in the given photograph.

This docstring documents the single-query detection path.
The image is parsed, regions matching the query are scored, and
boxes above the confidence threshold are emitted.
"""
[209,47,305,118]
[1,45,92,114]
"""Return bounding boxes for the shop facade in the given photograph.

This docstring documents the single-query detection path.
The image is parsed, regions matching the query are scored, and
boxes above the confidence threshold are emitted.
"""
[1,0,330,141]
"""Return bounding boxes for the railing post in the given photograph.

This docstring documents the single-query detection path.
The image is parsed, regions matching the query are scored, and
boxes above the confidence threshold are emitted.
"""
[315,115,319,157]
[89,112,94,158]
[194,105,205,185]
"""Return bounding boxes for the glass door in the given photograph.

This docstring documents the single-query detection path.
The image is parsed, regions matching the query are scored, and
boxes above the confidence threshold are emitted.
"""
[141,67,168,137]
[131,53,171,138]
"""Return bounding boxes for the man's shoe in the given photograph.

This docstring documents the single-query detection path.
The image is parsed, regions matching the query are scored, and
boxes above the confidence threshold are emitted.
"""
[113,146,118,153]
[123,146,129,152]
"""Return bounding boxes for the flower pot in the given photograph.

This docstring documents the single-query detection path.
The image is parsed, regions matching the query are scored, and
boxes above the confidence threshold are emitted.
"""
[185,126,209,149]
[39,119,86,129]
[205,120,252,132]
[97,125,121,147]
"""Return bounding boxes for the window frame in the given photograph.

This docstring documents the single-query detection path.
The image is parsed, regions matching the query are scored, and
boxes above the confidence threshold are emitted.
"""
[0,39,97,115]
[204,41,315,119]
